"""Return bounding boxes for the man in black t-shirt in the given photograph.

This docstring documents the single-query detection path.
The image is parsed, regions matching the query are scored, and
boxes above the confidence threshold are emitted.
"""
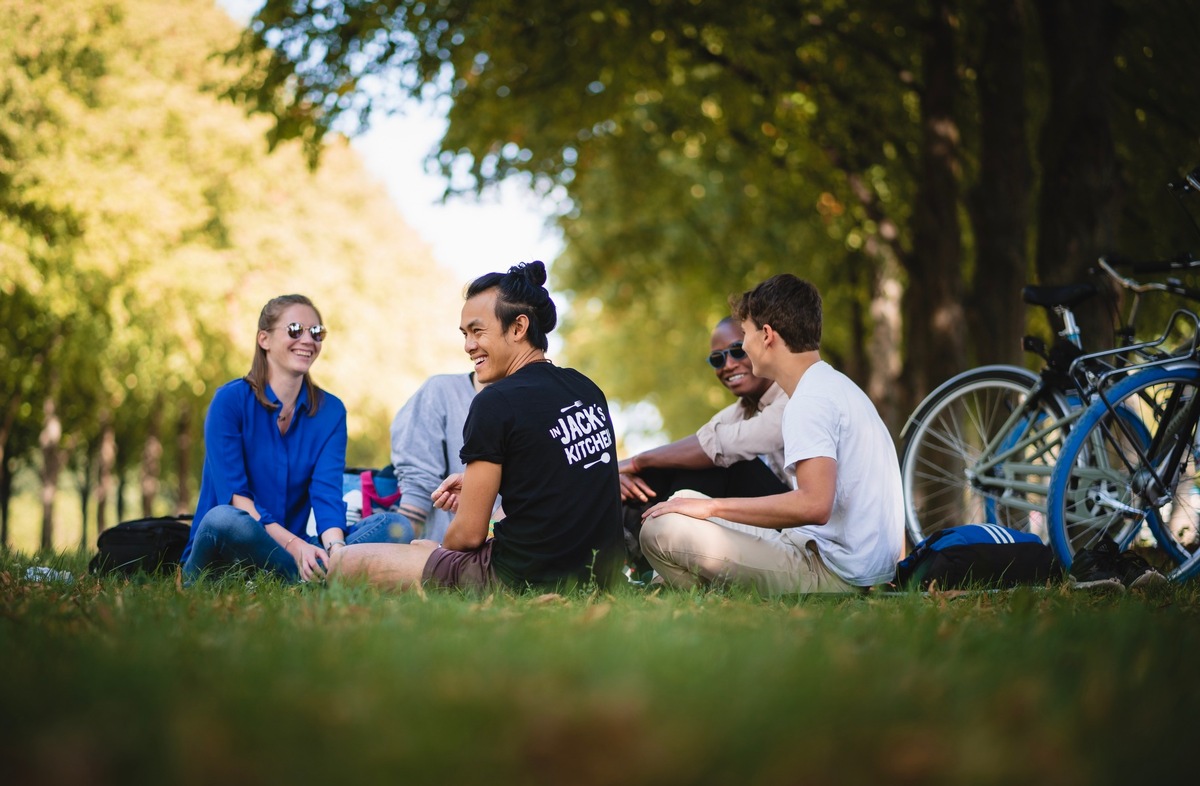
[331,261,624,591]
[463,360,623,587]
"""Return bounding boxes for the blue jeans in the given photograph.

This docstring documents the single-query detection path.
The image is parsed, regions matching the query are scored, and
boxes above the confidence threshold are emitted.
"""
[182,505,414,583]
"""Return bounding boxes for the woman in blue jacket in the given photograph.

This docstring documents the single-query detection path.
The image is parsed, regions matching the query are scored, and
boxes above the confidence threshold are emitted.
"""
[182,294,412,583]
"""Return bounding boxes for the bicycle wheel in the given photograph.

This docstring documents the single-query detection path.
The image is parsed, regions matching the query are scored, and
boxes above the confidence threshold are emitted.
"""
[900,365,1069,546]
[1046,364,1200,569]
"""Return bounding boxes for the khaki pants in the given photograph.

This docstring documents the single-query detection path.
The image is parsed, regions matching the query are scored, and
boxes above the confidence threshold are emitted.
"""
[639,491,857,595]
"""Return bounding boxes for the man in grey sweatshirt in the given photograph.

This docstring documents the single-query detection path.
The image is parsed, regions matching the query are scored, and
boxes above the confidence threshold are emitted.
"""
[389,372,487,543]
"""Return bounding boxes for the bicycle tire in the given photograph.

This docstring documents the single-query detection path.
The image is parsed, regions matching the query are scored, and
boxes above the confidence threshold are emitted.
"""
[900,365,1068,546]
[1046,364,1200,570]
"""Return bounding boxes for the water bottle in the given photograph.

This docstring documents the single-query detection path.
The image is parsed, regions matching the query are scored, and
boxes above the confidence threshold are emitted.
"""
[344,489,363,525]
[25,567,75,584]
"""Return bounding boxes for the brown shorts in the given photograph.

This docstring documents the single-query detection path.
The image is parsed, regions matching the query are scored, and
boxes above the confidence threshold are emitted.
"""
[421,539,498,590]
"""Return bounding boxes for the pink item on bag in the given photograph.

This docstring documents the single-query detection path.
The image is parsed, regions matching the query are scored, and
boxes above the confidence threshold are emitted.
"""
[360,470,402,517]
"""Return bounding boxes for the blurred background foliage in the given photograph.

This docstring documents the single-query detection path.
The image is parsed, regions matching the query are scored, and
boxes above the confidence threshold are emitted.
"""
[232,0,1200,435]
[4,0,1200,554]
[0,0,466,552]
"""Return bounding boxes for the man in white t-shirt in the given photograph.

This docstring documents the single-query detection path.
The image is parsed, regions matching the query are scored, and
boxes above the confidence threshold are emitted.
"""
[639,274,903,594]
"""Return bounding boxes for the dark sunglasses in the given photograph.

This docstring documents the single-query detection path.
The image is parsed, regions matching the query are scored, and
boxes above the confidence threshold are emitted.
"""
[275,322,327,342]
[707,342,747,369]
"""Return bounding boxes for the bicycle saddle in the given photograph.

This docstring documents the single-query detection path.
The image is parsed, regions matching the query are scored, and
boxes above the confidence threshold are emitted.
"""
[1022,282,1097,309]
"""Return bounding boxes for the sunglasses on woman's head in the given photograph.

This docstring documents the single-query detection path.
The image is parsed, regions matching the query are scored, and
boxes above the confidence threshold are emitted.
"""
[276,322,327,342]
[707,342,746,368]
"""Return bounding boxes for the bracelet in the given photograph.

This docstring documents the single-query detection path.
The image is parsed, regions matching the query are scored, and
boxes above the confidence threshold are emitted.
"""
[283,536,298,552]
[630,454,642,473]
[325,541,346,551]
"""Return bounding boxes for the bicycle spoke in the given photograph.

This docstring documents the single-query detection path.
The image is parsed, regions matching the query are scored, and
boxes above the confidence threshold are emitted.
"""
[901,369,1061,544]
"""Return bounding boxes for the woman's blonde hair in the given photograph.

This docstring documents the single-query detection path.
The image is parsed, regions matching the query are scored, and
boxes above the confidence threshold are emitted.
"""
[244,294,324,415]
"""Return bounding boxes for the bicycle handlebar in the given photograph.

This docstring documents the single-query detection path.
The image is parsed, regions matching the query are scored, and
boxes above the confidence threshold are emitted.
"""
[1162,280,1200,302]
[1169,165,1200,193]
[1102,251,1200,275]
[1095,256,1200,302]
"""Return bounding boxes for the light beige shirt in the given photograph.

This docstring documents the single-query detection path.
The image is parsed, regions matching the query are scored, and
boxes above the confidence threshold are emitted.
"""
[695,383,788,483]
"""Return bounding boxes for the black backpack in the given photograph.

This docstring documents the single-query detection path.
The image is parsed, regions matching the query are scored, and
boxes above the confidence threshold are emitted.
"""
[896,524,1062,590]
[89,515,193,576]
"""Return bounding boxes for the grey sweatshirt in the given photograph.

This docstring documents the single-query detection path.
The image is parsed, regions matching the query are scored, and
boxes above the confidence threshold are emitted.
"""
[389,373,478,543]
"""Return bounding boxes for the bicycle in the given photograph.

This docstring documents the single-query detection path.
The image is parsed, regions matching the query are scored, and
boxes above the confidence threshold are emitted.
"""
[899,257,1200,548]
[1036,166,1200,580]
[1046,310,1200,579]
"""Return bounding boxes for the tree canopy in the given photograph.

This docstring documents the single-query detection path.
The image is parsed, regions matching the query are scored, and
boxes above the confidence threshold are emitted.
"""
[232,0,1200,438]
[0,0,467,549]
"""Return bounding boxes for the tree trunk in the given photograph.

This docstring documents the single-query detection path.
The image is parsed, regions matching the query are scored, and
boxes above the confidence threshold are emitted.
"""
[96,411,117,532]
[968,0,1031,366]
[174,403,192,515]
[0,451,11,551]
[902,0,967,403]
[0,395,17,550]
[141,403,163,518]
[844,278,868,389]
[843,171,907,433]
[78,448,93,552]
[1034,0,1123,350]
[867,251,905,436]
[117,473,128,524]
[39,393,63,552]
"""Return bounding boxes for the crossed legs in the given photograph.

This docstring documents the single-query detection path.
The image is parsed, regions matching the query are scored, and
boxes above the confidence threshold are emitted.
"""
[639,490,855,595]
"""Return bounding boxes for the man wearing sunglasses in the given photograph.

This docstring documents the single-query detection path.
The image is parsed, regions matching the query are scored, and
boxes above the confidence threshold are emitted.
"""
[617,318,789,575]
[639,275,904,594]
[620,317,788,501]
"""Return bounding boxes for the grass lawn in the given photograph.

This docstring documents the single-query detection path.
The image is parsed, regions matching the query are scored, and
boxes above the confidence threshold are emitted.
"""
[2,549,1197,785]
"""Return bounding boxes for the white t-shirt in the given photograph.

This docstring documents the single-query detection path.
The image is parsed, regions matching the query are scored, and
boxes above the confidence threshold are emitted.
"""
[779,361,904,585]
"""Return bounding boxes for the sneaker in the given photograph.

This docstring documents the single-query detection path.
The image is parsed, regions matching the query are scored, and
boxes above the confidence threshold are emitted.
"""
[1069,537,1126,592]
[1069,568,1125,592]
[1070,535,1170,591]
[1127,567,1168,590]
[1113,549,1168,590]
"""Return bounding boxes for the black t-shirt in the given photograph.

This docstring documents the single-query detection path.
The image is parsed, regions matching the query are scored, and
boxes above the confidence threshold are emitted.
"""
[460,361,624,589]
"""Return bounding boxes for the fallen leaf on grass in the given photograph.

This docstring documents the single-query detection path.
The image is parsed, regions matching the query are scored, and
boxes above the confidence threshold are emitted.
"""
[94,604,114,628]
[880,729,949,781]
[468,593,497,613]
[581,602,611,623]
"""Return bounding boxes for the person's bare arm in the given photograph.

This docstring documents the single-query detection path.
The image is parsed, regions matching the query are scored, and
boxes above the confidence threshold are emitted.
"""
[626,434,715,473]
[232,493,329,580]
[436,460,502,551]
[618,434,717,502]
[642,457,836,529]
